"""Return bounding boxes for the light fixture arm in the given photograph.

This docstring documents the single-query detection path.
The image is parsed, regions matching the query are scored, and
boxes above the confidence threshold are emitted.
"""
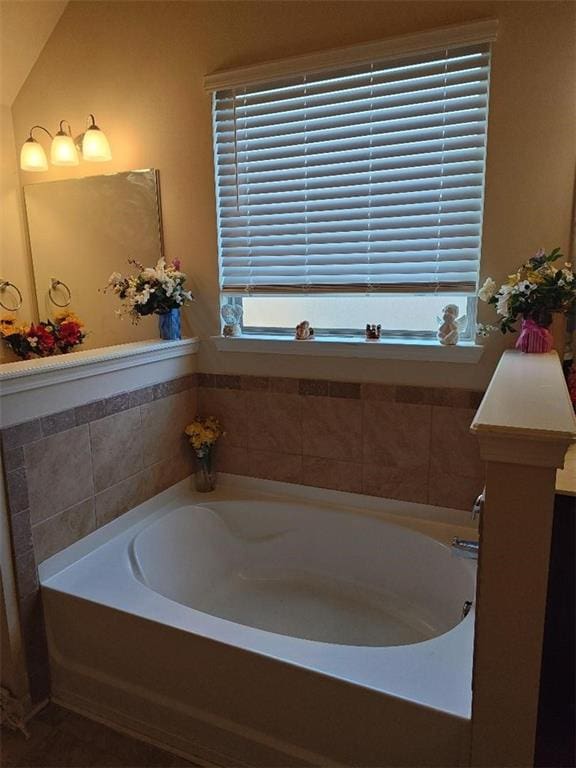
[29,125,53,141]
[57,120,73,136]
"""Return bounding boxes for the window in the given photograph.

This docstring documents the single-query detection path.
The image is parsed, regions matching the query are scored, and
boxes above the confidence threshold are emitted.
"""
[209,24,494,340]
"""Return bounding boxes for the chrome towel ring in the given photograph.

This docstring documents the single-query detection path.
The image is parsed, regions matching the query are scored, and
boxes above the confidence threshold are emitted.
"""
[48,277,72,308]
[0,280,23,311]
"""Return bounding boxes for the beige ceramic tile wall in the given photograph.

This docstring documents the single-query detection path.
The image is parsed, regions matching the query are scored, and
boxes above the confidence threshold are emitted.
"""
[2,376,197,567]
[199,375,485,510]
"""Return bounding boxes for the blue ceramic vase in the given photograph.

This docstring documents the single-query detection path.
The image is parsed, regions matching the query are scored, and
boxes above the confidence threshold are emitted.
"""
[158,309,181,340]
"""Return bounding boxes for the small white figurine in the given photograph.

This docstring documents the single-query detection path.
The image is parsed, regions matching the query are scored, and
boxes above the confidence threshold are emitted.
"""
[221,303,242,337]
[437,304,466,345]
[295,320,314,340]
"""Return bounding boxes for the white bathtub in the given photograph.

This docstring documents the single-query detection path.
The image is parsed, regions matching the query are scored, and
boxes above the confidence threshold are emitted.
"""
[40,476,478,767]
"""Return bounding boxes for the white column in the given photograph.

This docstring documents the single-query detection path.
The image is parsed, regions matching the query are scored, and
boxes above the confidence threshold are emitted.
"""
[470,350,576,767]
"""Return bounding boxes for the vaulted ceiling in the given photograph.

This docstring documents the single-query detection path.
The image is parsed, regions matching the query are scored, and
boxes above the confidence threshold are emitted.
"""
[0,0,68,107]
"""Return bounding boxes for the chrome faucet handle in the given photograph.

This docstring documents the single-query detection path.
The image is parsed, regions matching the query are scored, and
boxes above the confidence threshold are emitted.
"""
[472,489,485,520]
[452,537,479,559]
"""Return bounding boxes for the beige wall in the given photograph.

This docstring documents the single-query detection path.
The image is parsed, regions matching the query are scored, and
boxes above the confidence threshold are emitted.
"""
[0,105,37,362]
[9,0,576,388]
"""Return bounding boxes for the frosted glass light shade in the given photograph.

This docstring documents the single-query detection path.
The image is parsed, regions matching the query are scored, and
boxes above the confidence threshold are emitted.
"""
[20,138,48,171]
[51,133,79,166]
[82,126,112,162]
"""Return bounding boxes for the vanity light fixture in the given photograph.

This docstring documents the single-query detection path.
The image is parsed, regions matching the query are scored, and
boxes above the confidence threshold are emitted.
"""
[81,114,112,162]
[20,125,51,172]
[51,120,79,166]
[20,115,112,171]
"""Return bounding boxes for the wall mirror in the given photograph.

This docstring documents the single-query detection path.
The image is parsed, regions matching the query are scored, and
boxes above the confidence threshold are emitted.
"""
[24,168,164,351]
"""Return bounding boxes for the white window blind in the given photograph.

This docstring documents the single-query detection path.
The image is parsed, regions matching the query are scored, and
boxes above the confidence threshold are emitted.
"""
[212,42,491,296]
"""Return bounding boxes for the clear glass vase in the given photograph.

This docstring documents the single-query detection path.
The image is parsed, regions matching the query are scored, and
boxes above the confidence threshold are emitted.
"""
[195,452,216,492]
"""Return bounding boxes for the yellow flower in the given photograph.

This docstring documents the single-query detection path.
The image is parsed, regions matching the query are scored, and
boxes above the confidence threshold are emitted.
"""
[184,416,224,451]
[526,271,544,284]
[54,310,84,326]
[0,317,18,337]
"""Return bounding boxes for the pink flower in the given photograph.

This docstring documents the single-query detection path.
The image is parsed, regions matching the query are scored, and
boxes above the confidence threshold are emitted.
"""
[172,259,181,270]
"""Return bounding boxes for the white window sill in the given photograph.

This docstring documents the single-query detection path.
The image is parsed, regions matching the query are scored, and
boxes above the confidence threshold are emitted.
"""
[212,335,484,363]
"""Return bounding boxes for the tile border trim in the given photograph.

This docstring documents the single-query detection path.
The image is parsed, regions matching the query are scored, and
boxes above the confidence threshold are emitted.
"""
[199,373,484,408]
[1,374,198,450]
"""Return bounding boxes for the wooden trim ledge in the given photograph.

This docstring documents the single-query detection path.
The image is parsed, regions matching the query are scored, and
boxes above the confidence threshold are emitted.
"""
[204,19,499,91]
[471,350,576,455]
[0,338,199,428]
[0,338,199,393]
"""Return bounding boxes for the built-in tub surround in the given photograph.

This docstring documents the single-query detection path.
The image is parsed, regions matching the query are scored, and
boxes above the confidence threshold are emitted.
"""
[40,477,478,767]
[2,369,484,705]
[1,373,198,701]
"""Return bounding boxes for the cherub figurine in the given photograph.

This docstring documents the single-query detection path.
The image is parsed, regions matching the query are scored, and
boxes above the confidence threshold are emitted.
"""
[365,324,381,341]
[221,303,242,337]
[437,304,466,345]
[295,320,314,340]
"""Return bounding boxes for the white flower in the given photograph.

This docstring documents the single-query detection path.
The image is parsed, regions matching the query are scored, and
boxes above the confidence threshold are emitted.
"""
[108,271,123,285]
[496,285,512,317]
[163,277,176,297]
[476,323,496,337]
[515,280,534,293]
[478,277,497,302]
[135,286,152,305]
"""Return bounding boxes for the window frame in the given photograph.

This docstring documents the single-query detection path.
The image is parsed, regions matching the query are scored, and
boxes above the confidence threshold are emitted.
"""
[207,21,497,345]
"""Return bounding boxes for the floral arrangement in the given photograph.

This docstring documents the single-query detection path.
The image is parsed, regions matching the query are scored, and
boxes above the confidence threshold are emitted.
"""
[184,416,224,459]
[1,311,85,360]
[477,248,575,335]
[185,416,224,492]
[106,258,193,323]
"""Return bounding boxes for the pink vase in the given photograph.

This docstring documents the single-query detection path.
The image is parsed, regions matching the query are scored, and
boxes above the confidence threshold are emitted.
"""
[515,318,553,353]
